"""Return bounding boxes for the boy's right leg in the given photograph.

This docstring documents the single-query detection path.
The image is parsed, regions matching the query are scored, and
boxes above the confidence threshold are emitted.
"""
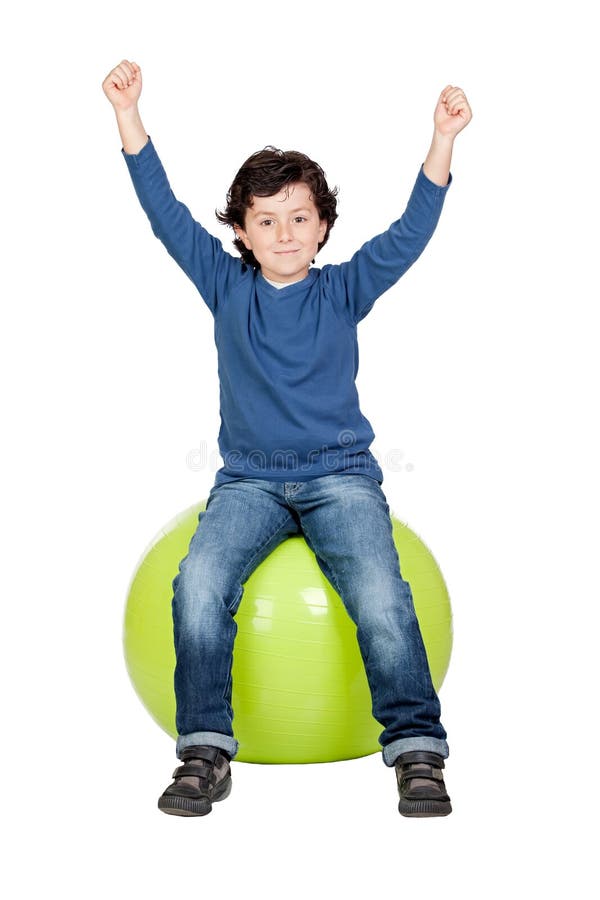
[159,478,299,815]
[170,478,300,759]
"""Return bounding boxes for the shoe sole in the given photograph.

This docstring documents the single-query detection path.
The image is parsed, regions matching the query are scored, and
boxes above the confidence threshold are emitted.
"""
[398,798,452,817]
[158,776,232,817]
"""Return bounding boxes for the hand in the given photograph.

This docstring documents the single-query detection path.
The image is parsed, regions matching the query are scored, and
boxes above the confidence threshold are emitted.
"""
[102,60,142,111]
[434,86,472,138]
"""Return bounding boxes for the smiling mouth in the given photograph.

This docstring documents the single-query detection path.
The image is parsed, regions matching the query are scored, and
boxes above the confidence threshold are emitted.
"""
[275,250,299,255]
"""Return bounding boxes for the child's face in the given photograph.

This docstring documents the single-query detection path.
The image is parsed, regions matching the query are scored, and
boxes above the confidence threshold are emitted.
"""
[234,182,328,284]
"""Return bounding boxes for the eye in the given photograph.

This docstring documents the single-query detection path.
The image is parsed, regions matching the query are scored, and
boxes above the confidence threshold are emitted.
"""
[259,218,274,227]
[293,216,307,223]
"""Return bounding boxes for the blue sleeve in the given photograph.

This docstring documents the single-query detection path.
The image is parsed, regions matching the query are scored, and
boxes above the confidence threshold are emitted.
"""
[322,166,452,325]
[121,137,241,315]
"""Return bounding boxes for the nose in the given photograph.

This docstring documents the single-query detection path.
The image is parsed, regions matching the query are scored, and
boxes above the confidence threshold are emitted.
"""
[276,221,293,242]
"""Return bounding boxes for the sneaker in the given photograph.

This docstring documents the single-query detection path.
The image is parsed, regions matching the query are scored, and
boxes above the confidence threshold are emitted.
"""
[158,745,232,817]
[395,751,452,817]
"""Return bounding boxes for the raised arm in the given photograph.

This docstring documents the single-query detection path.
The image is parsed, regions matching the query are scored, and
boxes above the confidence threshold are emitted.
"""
[102,60,241,314]
[325,85,472,325]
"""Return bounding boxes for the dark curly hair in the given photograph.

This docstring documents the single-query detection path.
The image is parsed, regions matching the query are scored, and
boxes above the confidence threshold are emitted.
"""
[216,146,339,268]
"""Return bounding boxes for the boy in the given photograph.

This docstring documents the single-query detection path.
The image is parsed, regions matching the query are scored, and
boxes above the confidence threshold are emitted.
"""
[102,60,472,818]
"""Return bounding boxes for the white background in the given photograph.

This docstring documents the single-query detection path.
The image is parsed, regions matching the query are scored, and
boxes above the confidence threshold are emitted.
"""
[2,0,598,896]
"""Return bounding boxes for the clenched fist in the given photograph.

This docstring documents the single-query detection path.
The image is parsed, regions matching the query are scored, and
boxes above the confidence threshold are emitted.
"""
[102,60,143,111]
[435,86,472,137]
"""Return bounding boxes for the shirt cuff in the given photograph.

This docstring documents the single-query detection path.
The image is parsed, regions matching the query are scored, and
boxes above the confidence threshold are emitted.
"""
[121,135,153,165]
[419,164,453,191]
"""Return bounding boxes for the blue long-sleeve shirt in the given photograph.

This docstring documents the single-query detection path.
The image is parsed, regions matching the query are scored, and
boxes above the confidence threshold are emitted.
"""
[122,138,451,485]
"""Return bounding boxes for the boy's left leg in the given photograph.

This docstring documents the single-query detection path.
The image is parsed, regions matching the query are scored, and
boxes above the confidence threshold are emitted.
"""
[290,474,451,816]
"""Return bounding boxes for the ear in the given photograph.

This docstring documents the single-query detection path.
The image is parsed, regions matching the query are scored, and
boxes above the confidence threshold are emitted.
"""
[234,225,251,249]
[318,218,328,243]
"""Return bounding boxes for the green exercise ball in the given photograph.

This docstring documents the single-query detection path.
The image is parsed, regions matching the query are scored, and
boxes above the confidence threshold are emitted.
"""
[123,501,452,764]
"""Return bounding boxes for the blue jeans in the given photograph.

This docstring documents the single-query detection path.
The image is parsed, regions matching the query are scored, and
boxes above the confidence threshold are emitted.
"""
[172,474,449,767]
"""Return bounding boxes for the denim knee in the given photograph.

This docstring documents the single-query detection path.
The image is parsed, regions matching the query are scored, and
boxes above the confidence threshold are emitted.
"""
[172,557,242,634]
